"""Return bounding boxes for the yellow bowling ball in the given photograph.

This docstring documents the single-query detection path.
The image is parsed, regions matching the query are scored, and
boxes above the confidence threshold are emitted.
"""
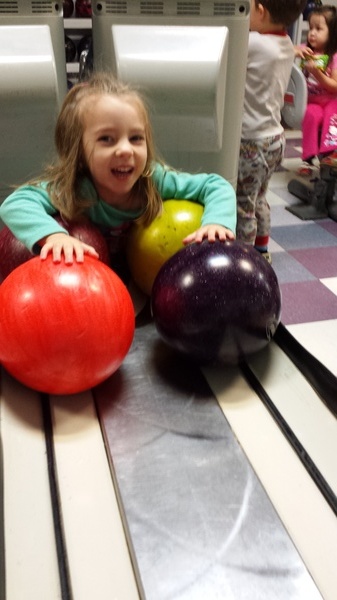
[126,199,203,295]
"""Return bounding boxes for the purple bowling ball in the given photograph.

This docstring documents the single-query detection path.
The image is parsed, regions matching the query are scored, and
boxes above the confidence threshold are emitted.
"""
[151,240,282,365]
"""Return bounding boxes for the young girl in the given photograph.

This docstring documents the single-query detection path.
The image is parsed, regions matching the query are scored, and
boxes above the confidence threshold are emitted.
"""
[0,72,236,266]
[295,5,337,173]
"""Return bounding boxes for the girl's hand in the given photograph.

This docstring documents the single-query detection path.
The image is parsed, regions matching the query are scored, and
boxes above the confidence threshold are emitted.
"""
[183,224,235,245]
[39,233,99,264]
[294,45,314,60]
[304,58,320,76]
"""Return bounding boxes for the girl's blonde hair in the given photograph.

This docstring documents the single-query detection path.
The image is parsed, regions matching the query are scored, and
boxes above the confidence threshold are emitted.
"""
[37,72,162,224]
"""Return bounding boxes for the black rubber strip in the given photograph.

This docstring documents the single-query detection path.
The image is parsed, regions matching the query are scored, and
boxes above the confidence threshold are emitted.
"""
[274,322,337,419]
[41,393,73,600]
[240,361,337,518]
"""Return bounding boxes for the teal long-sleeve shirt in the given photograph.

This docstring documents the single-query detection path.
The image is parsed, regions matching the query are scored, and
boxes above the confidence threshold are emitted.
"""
[0,163,236,253]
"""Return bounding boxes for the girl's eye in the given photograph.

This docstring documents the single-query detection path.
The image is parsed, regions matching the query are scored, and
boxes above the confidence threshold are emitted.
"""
[99,135,114,143]
[131,134,145,143]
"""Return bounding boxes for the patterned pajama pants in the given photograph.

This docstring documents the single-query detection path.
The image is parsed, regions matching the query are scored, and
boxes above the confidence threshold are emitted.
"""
[236,134,285,247]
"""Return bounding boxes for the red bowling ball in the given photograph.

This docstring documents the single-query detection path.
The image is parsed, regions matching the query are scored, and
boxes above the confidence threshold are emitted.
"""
[151,240,281,365]
[63,0,74,18]
[0,255,135,394]
[75,0,91,17]
[0,216,110,282]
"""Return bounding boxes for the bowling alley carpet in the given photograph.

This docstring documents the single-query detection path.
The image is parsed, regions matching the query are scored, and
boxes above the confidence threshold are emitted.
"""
[268,129,337,377]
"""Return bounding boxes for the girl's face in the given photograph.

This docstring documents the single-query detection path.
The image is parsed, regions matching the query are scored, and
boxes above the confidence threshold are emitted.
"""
[82,94,148,208]
[308,14,329,52]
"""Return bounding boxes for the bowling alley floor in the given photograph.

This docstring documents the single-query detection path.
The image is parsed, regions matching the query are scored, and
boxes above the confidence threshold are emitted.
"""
[268,128,337,377]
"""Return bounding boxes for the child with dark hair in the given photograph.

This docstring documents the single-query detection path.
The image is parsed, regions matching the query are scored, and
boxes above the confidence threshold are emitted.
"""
[236,0,307,263]
[295,5,337,172]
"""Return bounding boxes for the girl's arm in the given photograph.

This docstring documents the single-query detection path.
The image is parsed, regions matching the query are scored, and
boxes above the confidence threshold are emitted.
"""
[0,185,98,263]
[152,164,237,243]
[305,61,337,94]
[0,184,66,250]
[294,45,314,60]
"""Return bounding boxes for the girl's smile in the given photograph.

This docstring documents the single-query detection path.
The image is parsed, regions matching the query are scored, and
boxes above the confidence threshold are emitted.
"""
[82,94,148,209]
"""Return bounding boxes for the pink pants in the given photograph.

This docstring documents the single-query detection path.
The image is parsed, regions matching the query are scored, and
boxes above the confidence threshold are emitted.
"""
[302,98,337,161]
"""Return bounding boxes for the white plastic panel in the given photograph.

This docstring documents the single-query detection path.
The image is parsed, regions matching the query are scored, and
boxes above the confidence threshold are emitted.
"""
[92,2,250,187]
[113,25,228,152]
[0,25,61,200]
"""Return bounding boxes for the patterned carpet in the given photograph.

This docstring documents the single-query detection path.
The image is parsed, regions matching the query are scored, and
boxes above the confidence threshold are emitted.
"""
[269,133,337,314]
[267,130,337,375]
